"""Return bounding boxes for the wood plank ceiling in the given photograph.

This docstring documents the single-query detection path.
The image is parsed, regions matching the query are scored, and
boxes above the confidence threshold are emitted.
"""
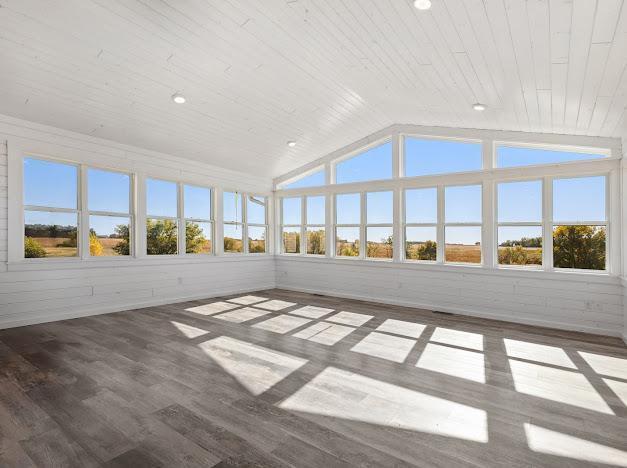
[0,0,626,177]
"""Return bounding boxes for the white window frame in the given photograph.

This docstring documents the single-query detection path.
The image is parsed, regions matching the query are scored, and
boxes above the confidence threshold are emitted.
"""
[246,194,269,255]
[280,196,303,255]
[403,186,438,263]
[494,178,544,269]
[85,166,134,258]
[22,156,82,260]
[182,183,214,255]
[145,177,180,256]
[304,195,326,256]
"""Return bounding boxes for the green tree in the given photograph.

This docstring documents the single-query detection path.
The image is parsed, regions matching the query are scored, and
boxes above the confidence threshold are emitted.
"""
[112,224,130,255]
[553,225,605,269]
[307,229,325,255]
[146,219,178,254]
[415,240,437,261]
[24,237,46,258]
[185,222,208,253]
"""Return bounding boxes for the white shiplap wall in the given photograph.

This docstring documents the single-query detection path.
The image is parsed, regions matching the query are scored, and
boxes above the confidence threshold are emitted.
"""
[276,257,624,338]
[0,115,275,329]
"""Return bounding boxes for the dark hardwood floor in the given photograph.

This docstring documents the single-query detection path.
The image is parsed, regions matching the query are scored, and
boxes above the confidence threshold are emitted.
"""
[1,289,626,467]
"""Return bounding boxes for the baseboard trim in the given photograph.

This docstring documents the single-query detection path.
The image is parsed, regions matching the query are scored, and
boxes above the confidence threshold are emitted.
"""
[278,284,622,339]
[0,285,274,330]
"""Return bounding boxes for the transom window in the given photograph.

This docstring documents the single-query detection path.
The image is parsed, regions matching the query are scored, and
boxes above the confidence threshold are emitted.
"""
[404,137,482,177]
[280,169,325,189]
[496,145,606,168]
[335,142,393,184]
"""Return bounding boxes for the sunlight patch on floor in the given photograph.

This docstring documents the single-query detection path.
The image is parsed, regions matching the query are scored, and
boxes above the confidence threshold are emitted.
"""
[252,314,311,334]
[417,343,485,383]
[214,307,271,323]
[578,351,627,380]
[509,359,614,414]
[227,295,269,305]
[351,332,416,363]
[524,423,627,467]
[199,336,307,396]
[375,319,426,338]
[431,327,484,351]
[292,322,356,345]
[279,366,488,443]
[326,311,373,327]
[185,301,239,315]
[504,339,576,369]
[254,300,297,311]
[603,378,627,406]
[170,321,209,338]
[289,305,334,319]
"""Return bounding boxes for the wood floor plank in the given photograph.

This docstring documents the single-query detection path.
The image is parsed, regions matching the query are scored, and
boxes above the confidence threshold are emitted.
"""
[0,289,626,467]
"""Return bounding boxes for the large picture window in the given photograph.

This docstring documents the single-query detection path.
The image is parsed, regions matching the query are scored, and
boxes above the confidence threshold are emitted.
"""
[184,184,212,254]
[335,193,360,257]
[146,178,178,255]
[23,158,78,258]
[444,185,482,264]
[366,191,393,259]
[552,176,606,270]
[497,180,542,267]
[306,196,325,255]
[247,195,267,253]
[223,191,243,253]
[404,188,437,262]
[88,168,132,257]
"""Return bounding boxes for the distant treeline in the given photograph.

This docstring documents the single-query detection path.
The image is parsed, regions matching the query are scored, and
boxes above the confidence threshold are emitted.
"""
[499,236,542,248]
[25,224,76,238]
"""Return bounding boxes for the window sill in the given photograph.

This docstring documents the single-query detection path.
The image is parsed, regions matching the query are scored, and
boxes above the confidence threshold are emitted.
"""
[276,255,616,283]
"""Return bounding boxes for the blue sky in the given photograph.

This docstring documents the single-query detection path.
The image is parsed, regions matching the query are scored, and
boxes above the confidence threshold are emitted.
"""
[405,138,482,176]
[497,146,605,168]
[336,142,393,184]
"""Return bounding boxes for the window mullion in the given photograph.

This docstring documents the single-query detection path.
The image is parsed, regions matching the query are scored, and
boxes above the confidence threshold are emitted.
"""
[543,177,553,270]
[436,185,444,264]
[80,164,89,260]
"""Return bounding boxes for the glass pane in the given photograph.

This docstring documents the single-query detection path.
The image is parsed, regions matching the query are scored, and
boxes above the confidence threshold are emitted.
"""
[24,158,77,209]
[281,170,325,189]
[184,185,211,220]
[336,142,393,184]
[186,221,212,254]
[282,197,301,225]
[88,169,130,213]
[146,179,177,217]
[306,228,326,255]
[336,193,360,224]
[553,225,606,270]
[282,227,300,254]
[336,227,360,257]
[445,226,481,264]
[146,218,178,255]
[223,191,242,223]
[366,226,393,259]
[89,215,130,256]
[498,226,542,266]
[367,191,393,224]
[498,180,542,223]
[553,176,606,222]
[445,185,482,223]
[405,188,437,224]
[497,145,605,168]
[247,196,266,225]
[404,138,482,176]
[405,226,437,261]
[224,224,243,253]
[24,211,78,258]
[306,196,325,225]
[248,226,266,253]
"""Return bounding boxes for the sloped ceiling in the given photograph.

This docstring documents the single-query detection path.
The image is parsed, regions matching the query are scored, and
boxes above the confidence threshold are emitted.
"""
[0,0,625,178]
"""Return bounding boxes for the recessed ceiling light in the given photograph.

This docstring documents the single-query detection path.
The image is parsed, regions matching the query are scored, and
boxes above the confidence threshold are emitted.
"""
[414,0,432,10]
[171,93,186,104]
[287,141,297,147]
[473,103,486,111]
